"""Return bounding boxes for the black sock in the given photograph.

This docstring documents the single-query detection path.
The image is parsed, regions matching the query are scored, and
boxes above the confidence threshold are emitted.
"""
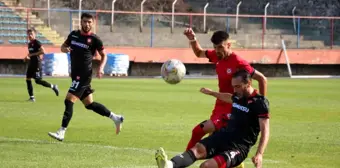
[26,80,34,97]
[61,99,74,128]
[171,150,197,168]
[35,79,52,88]
[85,102,111,117]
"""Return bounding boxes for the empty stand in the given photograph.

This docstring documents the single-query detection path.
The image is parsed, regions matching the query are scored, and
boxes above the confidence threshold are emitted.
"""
[0,0,65,45]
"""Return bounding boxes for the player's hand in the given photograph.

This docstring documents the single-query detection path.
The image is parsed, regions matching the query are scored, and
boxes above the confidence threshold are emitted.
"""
[200,87,213,95]
[252,153,263,168]
[96,69,104,79]
[62,47,72,53]
[23,56,30,62]
[183,28,196,40]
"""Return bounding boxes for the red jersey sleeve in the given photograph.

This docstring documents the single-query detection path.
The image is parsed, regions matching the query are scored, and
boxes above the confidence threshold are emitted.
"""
[236,55,255,77]
[205,50,218,63]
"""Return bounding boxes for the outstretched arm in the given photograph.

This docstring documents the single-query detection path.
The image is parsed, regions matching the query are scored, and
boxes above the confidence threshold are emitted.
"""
[252,118,270,168]
[256,118,270,155]
[184,28,206,58]
[252,70,267,96]
[200,88,233,103]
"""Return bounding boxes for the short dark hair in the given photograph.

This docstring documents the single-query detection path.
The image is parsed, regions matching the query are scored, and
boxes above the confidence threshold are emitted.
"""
[27,29,35,34]
[232,69,251,84]
[211,30,229,45]
[81,13,94,20]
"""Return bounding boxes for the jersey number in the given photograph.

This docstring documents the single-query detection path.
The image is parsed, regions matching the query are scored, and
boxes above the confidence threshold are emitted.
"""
[70,80,80,90]
[229,151,239,159]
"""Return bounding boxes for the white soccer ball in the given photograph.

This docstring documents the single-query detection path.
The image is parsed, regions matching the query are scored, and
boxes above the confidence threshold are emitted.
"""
[161,59,186,84]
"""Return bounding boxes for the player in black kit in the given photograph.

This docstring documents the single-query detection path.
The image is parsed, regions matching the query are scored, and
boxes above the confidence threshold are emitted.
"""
[25,29,59,102]
[48,13,124,141]
[155,69,270,168]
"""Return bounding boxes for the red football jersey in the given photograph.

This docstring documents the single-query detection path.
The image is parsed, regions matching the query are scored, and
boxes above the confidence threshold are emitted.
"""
[206,50,255,114]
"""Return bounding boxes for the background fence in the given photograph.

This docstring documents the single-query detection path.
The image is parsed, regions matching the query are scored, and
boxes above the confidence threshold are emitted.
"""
[0,4,339,49]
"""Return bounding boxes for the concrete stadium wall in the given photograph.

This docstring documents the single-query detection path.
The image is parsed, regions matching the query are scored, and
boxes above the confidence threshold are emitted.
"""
[1,60,340,77]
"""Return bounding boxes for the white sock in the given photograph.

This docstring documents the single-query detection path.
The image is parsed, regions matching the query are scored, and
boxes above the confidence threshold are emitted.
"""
[109,112,120,121]
[30,96,34,98]
[60,127,67,131]
[166,160,173,167]
[50,84,54,89]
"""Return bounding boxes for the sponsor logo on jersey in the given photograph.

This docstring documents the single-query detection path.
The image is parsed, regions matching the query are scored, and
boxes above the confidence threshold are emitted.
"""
[87,38,92,44]
[71,40,89,49]
[227,68,232,74]
[232,103,249,113]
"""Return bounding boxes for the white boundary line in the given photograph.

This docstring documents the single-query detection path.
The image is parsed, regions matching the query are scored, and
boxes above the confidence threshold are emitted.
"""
[0,136,282,166]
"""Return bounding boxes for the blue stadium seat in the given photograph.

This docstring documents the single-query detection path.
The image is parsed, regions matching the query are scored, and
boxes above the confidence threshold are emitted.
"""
[0,27,34,31]
[0,8,12,12]
[9,39,27,44]
[0,40,3,44]
[0,15,20,18]
[0,21,27,24]
[8,39,52,45]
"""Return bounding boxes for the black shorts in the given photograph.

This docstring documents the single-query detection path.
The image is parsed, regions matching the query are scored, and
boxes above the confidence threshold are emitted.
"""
[68,75,94,100]
[26,63,42,79]
[199,131,249,168]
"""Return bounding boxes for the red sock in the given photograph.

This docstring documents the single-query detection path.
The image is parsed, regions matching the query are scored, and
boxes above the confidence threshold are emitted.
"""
[186,123,206,151]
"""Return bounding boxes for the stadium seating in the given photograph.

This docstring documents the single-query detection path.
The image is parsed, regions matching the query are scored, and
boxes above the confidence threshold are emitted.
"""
[0,0,64,45]
[0,0,335,48]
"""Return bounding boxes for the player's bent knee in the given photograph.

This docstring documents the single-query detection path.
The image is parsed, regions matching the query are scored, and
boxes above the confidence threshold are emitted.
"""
[66,92,78,103]
[81,94,93,106]
[192,143,207,159]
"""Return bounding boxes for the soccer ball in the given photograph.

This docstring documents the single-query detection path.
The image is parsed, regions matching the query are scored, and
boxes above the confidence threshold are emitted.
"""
[161,59,186,84]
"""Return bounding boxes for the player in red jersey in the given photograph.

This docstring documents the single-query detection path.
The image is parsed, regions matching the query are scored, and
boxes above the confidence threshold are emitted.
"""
[183,28,267,155]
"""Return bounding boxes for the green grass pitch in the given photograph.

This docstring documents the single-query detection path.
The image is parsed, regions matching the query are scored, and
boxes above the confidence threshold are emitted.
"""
[0,78,339,168]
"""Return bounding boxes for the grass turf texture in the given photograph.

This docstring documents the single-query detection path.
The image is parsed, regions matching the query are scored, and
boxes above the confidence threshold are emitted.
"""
[0,78,339,168]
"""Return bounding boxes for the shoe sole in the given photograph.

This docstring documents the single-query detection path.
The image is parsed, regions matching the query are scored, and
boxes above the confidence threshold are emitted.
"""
[48,132,64,142]
[115,117,124,135]
[155,147,167,168]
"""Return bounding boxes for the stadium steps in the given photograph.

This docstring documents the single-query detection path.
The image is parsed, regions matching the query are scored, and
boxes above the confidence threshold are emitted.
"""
[14,13,65,45]
[1,0,16,6]
[34,25,65,46]
[2,0,65,46]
